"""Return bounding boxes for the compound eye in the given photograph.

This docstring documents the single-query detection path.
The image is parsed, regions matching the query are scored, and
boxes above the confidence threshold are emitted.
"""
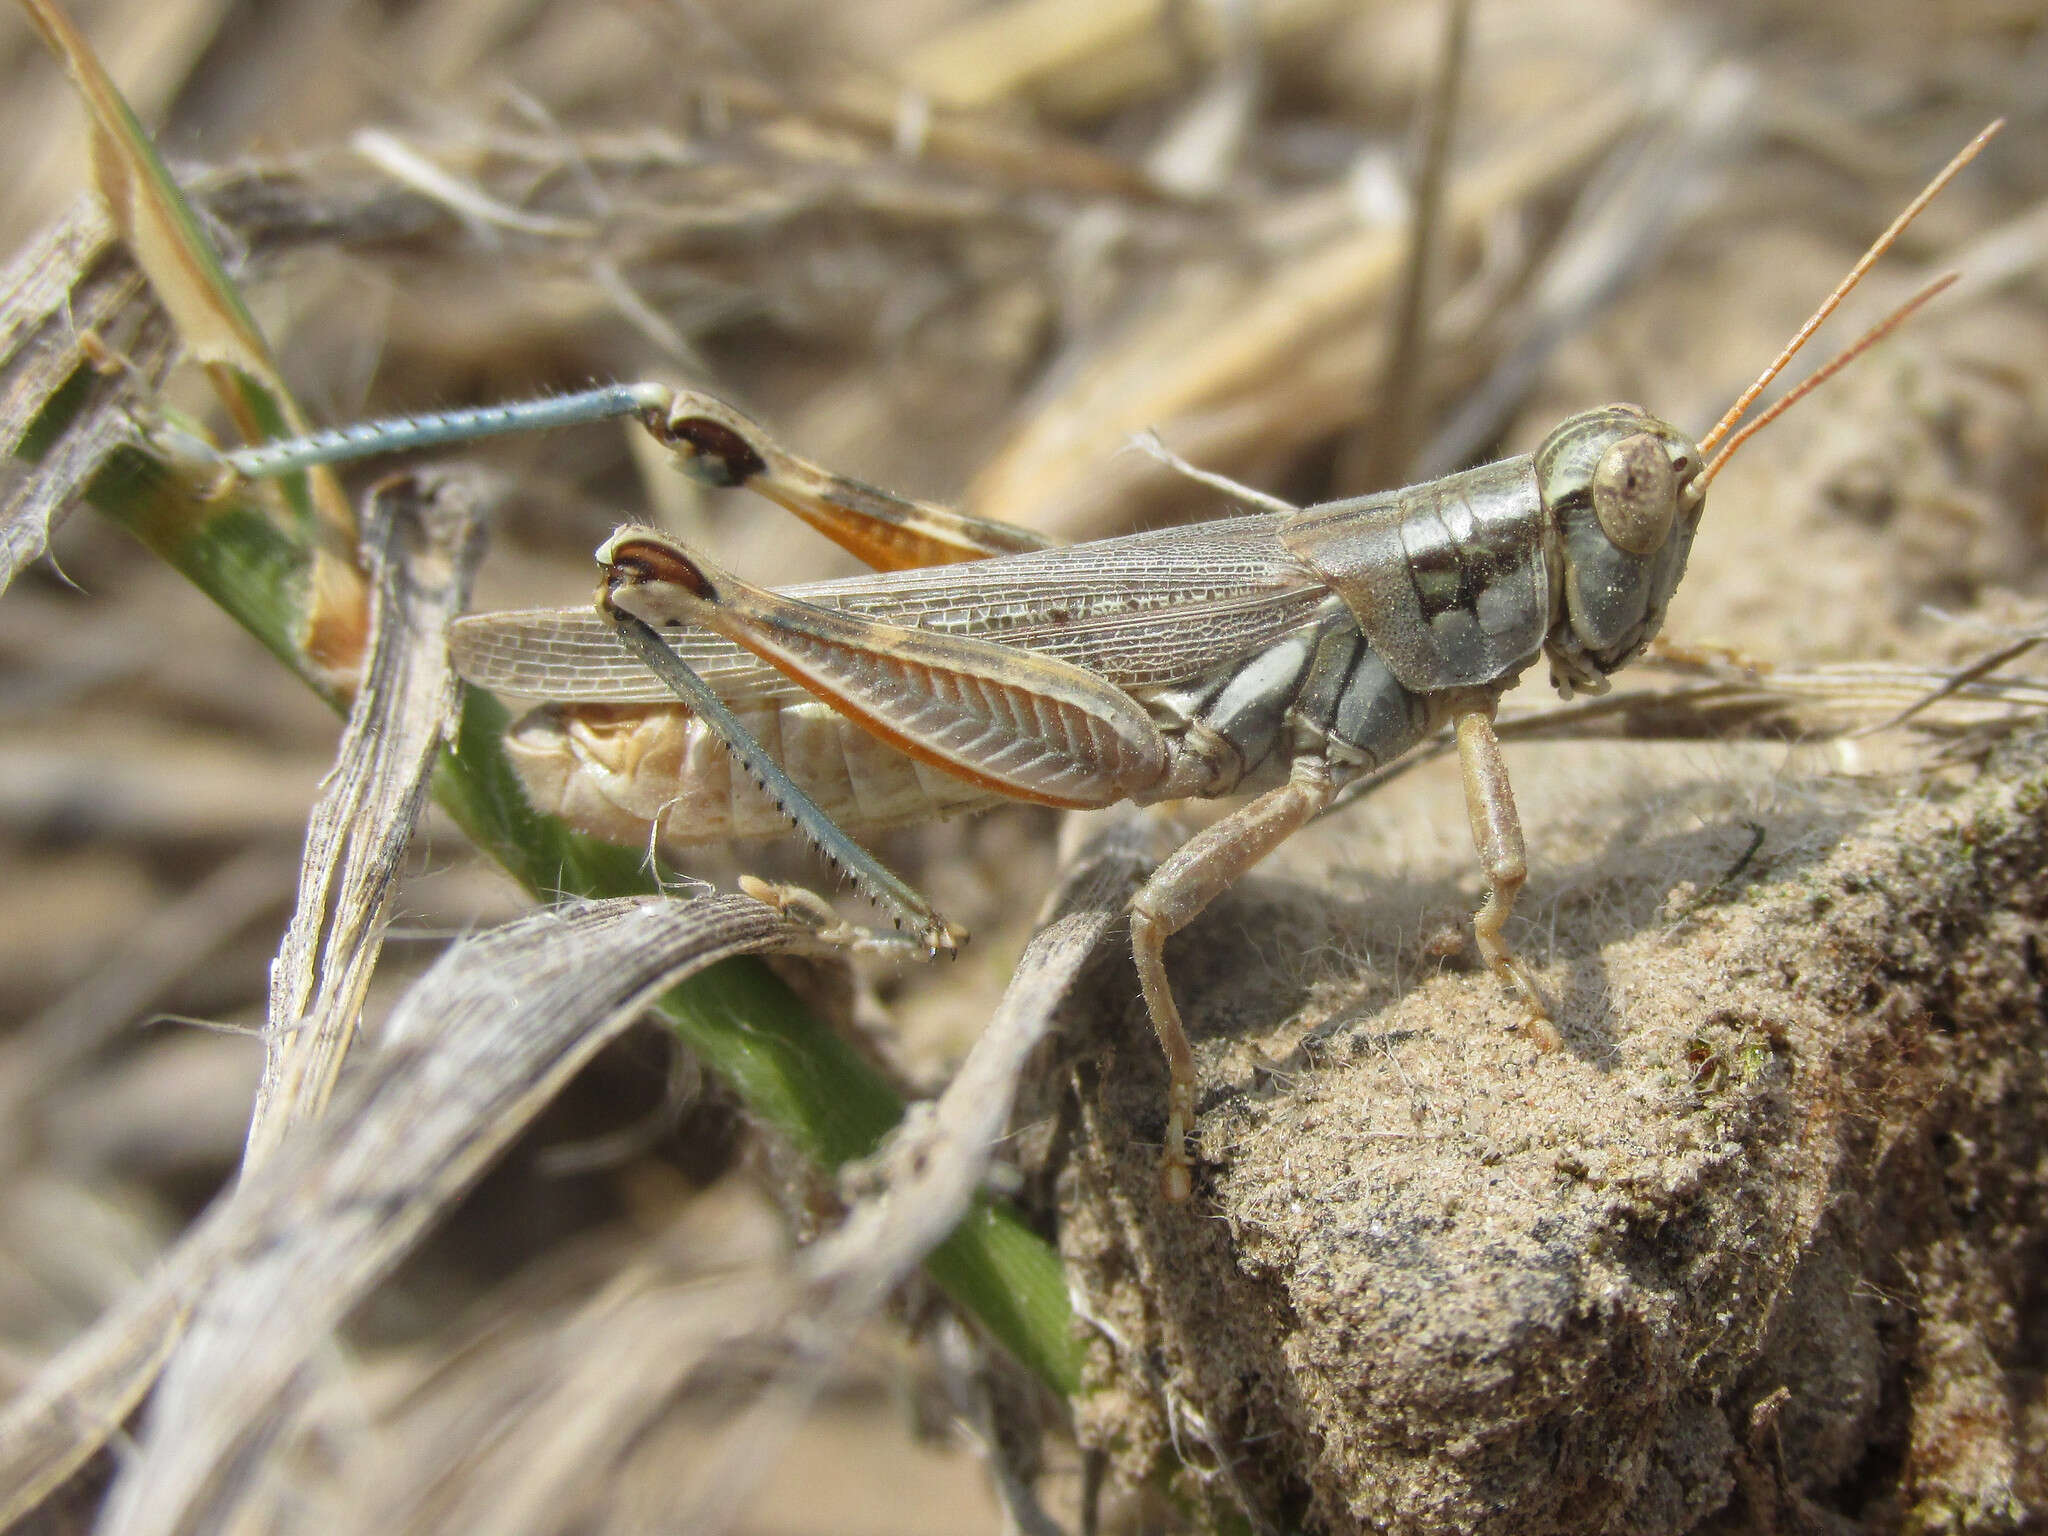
[1590,432,1678,555]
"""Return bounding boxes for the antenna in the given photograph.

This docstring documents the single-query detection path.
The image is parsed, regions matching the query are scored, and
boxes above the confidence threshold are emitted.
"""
[1691,118,2002,474]
[1694,270,1956,492]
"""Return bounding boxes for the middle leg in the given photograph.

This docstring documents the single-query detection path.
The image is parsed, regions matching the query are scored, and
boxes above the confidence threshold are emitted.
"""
[1130,755,1336,1201]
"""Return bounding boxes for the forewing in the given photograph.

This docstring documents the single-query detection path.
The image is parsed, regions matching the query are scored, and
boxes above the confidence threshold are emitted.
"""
[451,514,1328,704]
[449,607,799,705]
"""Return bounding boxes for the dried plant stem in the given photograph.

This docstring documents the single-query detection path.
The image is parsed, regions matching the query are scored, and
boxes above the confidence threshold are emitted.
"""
[65,436,1079,1396]
[5,4,1079,1388]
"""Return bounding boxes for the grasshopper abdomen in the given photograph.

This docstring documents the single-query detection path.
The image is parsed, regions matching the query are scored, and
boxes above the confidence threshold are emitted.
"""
[507,699,1009,847]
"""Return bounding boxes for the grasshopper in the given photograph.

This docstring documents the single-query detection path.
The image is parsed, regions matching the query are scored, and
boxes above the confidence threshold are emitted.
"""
[226,125,1995,1200]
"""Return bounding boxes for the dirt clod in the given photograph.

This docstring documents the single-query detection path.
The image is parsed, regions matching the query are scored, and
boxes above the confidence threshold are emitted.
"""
[1063,741,2048,1533]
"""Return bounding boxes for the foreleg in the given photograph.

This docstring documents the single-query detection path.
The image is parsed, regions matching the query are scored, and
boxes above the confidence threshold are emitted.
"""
[1454,706,1554,1033]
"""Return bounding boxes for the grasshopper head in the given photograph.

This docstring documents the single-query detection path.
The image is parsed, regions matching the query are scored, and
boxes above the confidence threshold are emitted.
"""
[1535,404,1703,696]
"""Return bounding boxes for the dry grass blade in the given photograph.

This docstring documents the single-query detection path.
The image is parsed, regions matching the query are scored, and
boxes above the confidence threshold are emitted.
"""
[1517,643,2048,748]
[15,1,316,455]
[0,194,154,592]
[0,1243,201,1531]
[0,894,805,1533]
[676,70,1158,199]
[348,1254,790,1536]
[968,85,1641,541]
[676,814,1157,1535]
[0,202,344,694]
[349,128,598,241]
[17,0,363,679]
[808,812,1153,1297]
[899,0,1350,119]
[4,371,142,585]
[351,821,1153,1536]
[0,848,290,1132]
[1356,0,1471,490]
[0,193,113,360]
[5,12,1082,1454]
[244,469,488,1169]
[1413,63,1757,480]
[1321,637,2048,825]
